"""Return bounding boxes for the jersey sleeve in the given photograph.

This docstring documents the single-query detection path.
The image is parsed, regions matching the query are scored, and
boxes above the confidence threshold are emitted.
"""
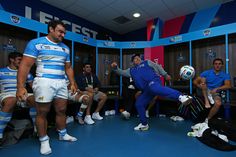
[24,39,39,58]
[200,71,208,78]
[147,60,168,76]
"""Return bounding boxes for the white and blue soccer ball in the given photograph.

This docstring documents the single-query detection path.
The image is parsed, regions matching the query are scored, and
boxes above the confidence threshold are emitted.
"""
[179,65,195,80]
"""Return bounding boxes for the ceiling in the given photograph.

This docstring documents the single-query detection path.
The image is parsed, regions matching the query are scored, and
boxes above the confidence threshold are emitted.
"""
[40,0,232,34]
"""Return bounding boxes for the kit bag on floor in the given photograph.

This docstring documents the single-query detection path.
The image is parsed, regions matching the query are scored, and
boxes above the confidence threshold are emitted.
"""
[1,119,33,146]
[209,118,236,142]
[197,128,236,151]
[178,96,206,121]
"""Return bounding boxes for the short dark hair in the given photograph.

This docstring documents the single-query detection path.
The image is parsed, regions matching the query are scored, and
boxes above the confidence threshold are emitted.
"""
[8,52,23,63]
[83,62,92,67]
[131,54,140,62]
[47,20,66,33]
[213,58,224,65]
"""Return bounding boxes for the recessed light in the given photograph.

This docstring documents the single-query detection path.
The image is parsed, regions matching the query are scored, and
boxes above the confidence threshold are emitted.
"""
[133,12,141,18]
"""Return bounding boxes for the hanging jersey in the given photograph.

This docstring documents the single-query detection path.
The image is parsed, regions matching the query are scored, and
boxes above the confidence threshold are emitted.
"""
[0,67,33,93]
[24,37,70,79]
[130,60,161,90]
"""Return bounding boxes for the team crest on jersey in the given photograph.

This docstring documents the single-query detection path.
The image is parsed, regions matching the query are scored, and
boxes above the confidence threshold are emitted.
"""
[38,96,44,101]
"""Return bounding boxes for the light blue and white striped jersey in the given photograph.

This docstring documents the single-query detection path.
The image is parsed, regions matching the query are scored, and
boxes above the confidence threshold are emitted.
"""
[65,75,70,85]
[0,67,33,93]
[24,37,70,79]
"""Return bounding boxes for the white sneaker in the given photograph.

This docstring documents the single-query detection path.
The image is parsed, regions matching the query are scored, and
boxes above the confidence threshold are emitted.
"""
[92,112,103,120]
[179,95,192,105]
[134,123,149,131]
[207,94,214,104]
[175,116,184,121]
[121,111,130,119]
[145,110,149,118]
[66,116,74,124]
[40,140,52,155]
[59,133,77,142]
[105,110,110,116]
[109,110,116,115]
[84,115,95,124]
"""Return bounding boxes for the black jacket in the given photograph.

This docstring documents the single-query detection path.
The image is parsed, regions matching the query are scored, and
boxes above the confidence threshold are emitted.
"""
[75,73,101,91]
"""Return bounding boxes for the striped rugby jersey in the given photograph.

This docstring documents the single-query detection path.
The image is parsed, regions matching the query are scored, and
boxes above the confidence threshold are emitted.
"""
[0,67,33,93]
[24,37,70,79]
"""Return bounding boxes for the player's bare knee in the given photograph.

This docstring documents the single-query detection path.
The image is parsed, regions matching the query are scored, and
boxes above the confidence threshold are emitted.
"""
[82,95,89,103]
[101,94,107,101]
[88,92,94,97]
[55,105,67,115]
[214,99,222,107]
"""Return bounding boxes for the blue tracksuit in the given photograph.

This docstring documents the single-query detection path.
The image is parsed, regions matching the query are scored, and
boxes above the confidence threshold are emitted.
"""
[114,60,182,125]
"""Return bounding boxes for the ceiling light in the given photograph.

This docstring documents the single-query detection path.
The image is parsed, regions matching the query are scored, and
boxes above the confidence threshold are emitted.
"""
[133,12,141,18]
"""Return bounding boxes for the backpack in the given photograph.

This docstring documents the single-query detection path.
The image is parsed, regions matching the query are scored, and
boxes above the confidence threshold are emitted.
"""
[197,128,236,151]
[208,118,236,142]
[197,118,236,151]
[1,119,33,147]
[178,95,207,122]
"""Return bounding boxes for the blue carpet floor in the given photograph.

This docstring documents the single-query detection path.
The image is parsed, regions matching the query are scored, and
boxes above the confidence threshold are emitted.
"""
[1,116,236,157]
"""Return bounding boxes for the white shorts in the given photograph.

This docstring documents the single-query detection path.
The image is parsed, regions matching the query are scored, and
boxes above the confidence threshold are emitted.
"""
[0,92,33,108]
[32,77,68,103]
[94,91,106,101]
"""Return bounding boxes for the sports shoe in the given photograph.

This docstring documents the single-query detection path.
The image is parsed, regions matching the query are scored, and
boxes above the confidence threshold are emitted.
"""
[170,116,184,121]
[84,115,95,125]
[121,111,130,119]
[109,110,116,115]
[105,110,116,116]
[134,123,149,131]
[40,140,52,155]
[145,110,149,118]
[105,110,110,116]
[179,95,192,105]
[207,94,214,104]
[59,133,77,142]
[66,116,74,124]
[92,112,103,120]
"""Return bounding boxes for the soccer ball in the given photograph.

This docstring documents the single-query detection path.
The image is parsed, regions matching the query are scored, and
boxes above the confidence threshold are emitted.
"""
[179,65,195,80]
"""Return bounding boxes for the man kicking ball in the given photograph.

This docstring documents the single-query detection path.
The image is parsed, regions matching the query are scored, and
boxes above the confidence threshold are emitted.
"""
[111,54,192,131]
